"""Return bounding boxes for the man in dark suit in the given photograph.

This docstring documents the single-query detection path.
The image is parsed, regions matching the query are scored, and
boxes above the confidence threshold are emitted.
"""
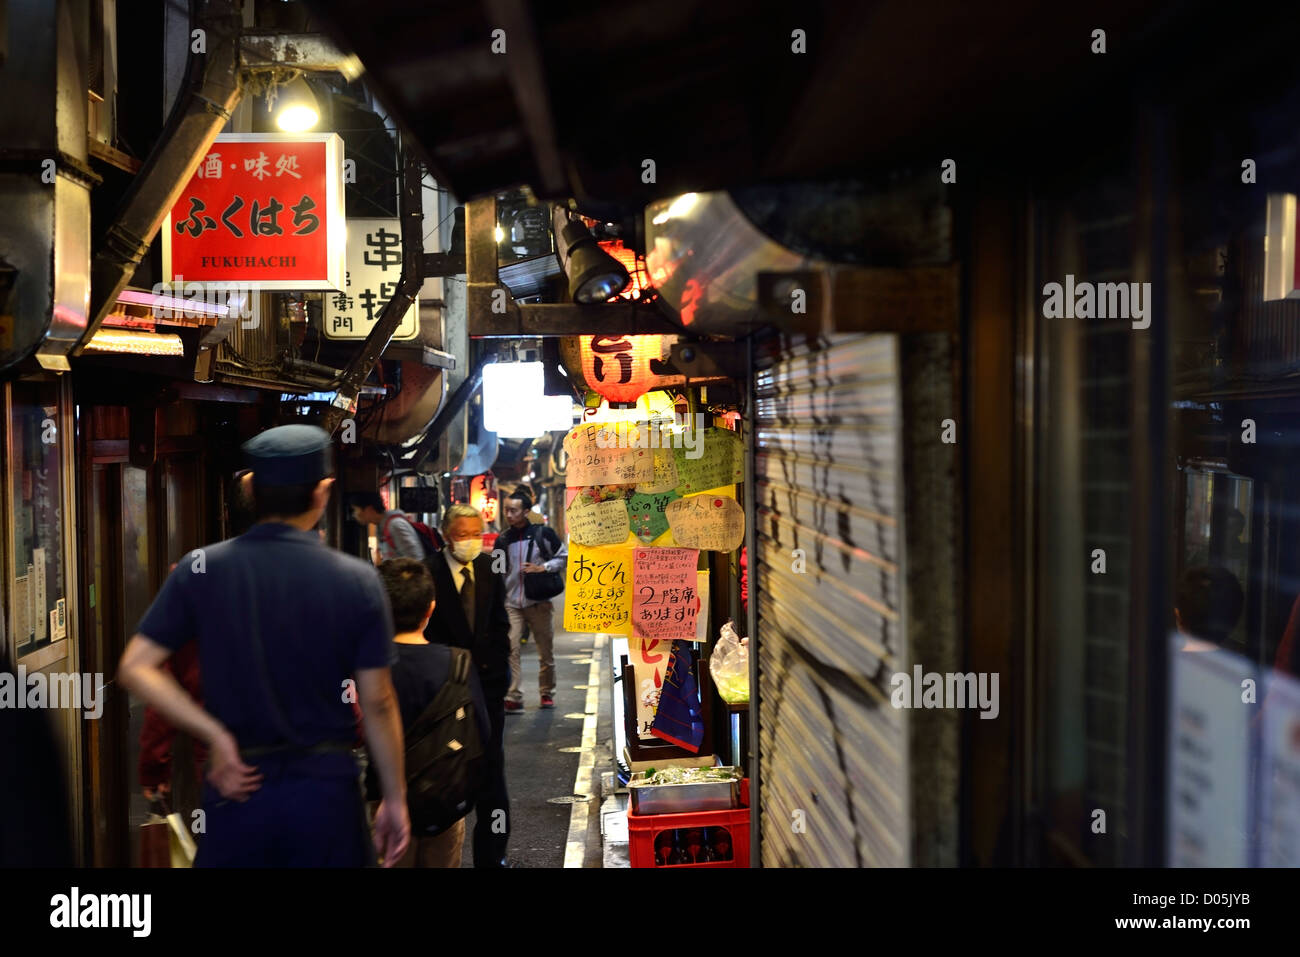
[423,503,512,867]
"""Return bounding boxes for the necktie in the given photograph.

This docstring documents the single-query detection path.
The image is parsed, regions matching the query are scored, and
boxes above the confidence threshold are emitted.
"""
[461,564,475,633]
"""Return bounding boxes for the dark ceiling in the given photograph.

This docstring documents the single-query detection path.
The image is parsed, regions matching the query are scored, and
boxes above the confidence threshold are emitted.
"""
[303,0,1238,207]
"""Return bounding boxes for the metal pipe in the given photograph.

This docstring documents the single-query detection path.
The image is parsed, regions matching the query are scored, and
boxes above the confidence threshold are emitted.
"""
[322,142,424,434]
[76,0,244,357]
[281,356,345,380]
[407,351,489,470]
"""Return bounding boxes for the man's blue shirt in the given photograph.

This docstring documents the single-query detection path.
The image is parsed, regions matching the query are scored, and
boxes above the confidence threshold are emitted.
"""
[137,522,395,771]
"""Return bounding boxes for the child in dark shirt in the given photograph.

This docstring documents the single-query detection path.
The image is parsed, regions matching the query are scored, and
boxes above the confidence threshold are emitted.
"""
[377,558,490,867]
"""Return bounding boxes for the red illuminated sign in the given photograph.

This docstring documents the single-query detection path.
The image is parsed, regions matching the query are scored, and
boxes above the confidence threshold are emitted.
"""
[163,133,346,290]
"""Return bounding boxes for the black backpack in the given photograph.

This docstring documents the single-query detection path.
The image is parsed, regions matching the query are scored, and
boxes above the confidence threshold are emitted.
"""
[405,647,486,832]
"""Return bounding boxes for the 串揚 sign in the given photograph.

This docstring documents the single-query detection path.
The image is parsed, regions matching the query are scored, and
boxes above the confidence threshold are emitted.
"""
[323,218,419,340]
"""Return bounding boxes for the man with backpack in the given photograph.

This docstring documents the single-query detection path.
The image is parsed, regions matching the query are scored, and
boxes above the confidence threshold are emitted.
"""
[500,489,567,713]
[351,491,441,562]
[374,559,489,867]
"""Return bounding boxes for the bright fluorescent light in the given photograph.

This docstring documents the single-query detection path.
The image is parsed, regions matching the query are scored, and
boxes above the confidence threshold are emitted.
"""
[482,362,574,437]
[85,328,184,356]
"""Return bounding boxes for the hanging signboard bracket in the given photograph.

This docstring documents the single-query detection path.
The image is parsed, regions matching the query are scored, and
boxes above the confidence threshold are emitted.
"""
[465,195,679,337]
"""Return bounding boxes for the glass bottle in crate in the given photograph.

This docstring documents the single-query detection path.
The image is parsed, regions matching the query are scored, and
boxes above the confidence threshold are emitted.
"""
[654,830,674,866]
[684,828,704,864]
[668,830,692,865]
[699,828,719,863]
[712,828,732,861]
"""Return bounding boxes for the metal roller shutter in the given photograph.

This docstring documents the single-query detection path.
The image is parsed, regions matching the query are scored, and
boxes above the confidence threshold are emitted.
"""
[753,333,908,867]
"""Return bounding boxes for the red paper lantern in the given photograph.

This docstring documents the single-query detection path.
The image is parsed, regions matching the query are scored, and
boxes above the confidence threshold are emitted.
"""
[470,474,498,523]
[579,334,668,404]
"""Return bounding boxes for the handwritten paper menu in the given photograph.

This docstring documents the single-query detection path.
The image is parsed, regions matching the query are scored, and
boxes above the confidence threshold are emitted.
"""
[631,547,701,641]
[566,495,631,546]
[636,445,680,494]
[626,489,679,543]
[673,428,744,495]
[666,494,745,552]
[563,543,633,635]
[563,422,656,487]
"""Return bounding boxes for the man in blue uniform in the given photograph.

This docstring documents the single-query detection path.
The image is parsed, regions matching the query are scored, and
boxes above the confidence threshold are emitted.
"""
[118,424,410,867]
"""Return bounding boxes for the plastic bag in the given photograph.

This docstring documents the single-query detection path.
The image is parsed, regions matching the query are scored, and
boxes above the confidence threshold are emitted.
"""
[710,621,749,704]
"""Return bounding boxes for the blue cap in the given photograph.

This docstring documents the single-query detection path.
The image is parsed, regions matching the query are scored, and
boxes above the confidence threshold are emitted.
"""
[241,424,334,486]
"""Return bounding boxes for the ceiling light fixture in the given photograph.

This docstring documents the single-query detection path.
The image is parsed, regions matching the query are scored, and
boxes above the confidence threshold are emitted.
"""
[273,75,320,132]
[552,206,630,303]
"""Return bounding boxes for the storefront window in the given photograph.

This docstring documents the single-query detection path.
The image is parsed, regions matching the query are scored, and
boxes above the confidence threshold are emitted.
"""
[1180,467,1253,655]
[10,378,68,658]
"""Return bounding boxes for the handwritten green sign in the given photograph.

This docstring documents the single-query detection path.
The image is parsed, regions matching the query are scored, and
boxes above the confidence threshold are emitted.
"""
[673,428,744,495]
[627,489,680,543]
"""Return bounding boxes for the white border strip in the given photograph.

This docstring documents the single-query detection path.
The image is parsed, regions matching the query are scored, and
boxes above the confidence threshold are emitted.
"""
[563,634,606,867]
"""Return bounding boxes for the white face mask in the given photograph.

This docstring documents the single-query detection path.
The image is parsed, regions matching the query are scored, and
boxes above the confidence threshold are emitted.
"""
[451,538,482,563]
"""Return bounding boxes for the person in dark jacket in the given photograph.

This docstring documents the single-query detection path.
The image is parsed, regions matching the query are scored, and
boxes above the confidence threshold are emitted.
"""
[499,489,566,712]
[377,558,490,867]
[422,503,513,867]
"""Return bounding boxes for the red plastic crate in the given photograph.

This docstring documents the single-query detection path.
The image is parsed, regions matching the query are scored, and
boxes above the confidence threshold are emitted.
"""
[627,779,750,868]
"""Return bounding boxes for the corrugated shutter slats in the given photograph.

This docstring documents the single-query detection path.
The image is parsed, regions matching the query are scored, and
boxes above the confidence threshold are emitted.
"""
[754,334,907,867]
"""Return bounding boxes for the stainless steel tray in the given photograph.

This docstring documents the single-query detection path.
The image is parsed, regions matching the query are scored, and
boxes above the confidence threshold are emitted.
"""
[628,776,741,815]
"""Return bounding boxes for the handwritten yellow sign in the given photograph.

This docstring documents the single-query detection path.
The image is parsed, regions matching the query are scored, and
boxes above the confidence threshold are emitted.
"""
[563,543,633,635]
[566,495,631,546]
[636,445,680,494]
[563,423,656,487]
[666,493,745,552]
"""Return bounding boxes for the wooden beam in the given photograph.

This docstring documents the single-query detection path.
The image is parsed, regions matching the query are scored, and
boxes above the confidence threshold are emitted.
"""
[468,297,680,337]
[88,139,142,174]
[964,193,1021,867]
[482,0,565,196]
[758,264,960,334]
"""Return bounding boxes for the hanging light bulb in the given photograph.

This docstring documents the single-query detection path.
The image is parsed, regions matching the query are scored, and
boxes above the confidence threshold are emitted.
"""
[274,75,320,132]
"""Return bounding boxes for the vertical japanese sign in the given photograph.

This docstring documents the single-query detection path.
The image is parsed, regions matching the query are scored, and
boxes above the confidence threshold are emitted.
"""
[163,133,346,290]
[323,218,419,340]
